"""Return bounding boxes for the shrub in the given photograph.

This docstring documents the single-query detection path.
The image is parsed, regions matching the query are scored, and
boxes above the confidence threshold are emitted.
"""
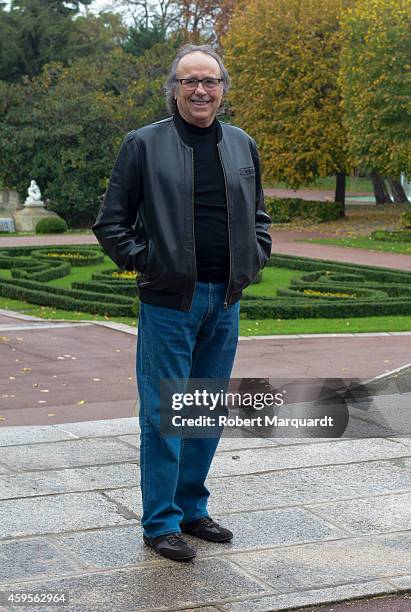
[400,209,411,229]
[371,229,411,243]
[265,197,344,223]
[35,217,68,234]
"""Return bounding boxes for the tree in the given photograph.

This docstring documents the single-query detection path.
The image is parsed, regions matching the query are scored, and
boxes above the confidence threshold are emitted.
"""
[0,42,176,226]
[339,0,411,180]
[214,0,243,48]
[223,0,349,205]
[0,0,93,81]
[123,20,168,56]
[176,0,220,42]
[117,0,233,44]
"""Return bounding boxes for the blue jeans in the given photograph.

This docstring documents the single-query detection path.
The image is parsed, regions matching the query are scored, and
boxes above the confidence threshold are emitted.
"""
[136,281,240,538]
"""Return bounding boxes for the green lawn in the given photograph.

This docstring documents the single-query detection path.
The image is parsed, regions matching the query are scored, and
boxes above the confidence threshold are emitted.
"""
[300,236,411,254]
[1,260,410,334]
[239,316,411,335]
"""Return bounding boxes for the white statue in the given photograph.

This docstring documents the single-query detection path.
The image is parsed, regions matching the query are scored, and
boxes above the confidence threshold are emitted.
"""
[24,180,44,207]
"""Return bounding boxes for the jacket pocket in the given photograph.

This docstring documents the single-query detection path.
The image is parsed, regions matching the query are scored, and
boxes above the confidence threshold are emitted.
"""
[144,240,154,277]
[239,166,255,176]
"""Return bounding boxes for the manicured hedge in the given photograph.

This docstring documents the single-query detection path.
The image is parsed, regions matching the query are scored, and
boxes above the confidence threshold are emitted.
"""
[0,279,131,316]
[371,230,411,243]
[264,197,344,223]
[239,253,411,318]
[72,281,137,297]
[401,209,411,229]
[0,245,131,316]
[1,246,410,320]
[36,248,104,266]
[239,297,411,319]
[266,254,411,283]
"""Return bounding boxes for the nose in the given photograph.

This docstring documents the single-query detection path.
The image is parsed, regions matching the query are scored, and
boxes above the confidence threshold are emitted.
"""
[194,82,207,94]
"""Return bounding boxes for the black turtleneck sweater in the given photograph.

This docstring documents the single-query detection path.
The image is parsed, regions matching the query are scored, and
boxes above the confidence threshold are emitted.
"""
[173,109,230,283]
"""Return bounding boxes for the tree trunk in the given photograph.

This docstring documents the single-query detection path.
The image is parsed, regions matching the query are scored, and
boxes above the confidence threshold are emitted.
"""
[334,172,346,216]
[388,178,409,203]
[370,170,391,204]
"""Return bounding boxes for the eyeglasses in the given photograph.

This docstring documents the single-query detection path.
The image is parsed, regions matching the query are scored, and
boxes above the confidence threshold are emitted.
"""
[178,78,222,91]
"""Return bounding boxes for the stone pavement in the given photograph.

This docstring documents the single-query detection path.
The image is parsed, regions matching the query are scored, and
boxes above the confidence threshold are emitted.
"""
[0,391,409,611]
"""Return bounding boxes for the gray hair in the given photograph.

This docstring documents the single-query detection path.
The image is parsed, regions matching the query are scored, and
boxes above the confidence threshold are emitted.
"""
[164,44,231,115]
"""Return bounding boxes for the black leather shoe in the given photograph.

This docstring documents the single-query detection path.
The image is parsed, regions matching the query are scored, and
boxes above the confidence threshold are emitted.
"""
[143,532,196,561]
[180,516,233,542]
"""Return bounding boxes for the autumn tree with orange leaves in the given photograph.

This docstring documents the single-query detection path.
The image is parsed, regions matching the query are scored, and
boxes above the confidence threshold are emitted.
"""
[223,0,350,204]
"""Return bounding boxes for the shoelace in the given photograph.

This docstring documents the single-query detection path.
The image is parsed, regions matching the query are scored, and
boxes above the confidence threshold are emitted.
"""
[166,533,185,545]
[199,517,218,528]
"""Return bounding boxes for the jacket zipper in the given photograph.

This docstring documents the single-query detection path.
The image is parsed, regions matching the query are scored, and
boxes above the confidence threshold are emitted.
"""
[187,147,197,312]
[217,143,232,310]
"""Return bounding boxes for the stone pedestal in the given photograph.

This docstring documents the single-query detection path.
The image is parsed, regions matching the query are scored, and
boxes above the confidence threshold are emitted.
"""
[0,189,19,232]
[13,206,62,232]
[0,188,20,211]
[0,214,16,232]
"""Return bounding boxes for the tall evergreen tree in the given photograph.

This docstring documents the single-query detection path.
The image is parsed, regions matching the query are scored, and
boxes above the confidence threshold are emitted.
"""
[0,0,92,81]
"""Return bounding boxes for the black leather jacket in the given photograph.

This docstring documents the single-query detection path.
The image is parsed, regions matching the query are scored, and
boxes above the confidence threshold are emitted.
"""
[92,115,272,312]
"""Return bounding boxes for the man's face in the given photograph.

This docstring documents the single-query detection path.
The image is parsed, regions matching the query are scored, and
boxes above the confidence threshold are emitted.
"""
[175,52,224,128]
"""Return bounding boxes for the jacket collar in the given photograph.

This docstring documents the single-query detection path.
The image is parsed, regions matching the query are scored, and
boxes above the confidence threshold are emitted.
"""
[172,109,223,146]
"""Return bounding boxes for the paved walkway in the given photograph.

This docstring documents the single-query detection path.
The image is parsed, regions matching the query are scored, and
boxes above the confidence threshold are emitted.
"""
[267,230,411,271]
[1,228,409,271]
[1,309,410,427]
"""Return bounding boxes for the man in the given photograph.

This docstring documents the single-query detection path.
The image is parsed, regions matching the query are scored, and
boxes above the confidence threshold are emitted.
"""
[92,44,272,562]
